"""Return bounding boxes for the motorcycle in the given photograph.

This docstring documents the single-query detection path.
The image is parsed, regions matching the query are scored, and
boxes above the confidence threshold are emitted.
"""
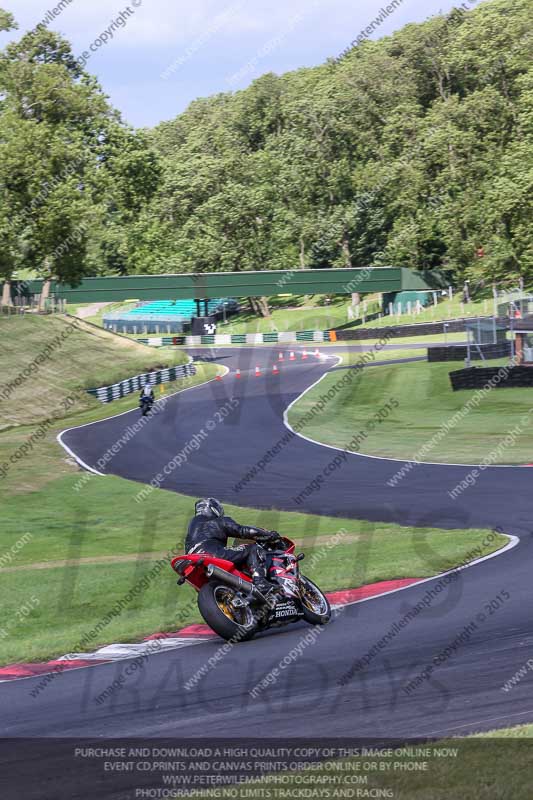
[171,536,331,642]
[139,395,154,416]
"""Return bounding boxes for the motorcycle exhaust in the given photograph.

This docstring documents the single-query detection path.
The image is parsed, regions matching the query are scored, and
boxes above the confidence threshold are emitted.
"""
[205,564,267,602]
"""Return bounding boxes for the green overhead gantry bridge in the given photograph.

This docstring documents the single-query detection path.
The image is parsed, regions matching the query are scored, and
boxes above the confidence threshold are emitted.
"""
[6,267,434,304]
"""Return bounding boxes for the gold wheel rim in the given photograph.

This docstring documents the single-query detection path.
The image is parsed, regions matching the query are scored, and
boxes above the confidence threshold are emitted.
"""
[214,586,254,627]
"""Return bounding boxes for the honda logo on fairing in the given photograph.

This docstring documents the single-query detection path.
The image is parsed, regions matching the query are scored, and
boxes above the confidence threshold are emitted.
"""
[275,603,298,618]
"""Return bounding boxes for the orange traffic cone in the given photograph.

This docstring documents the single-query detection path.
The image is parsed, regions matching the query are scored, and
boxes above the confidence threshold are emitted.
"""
[302,350,308,360]
[235,369,241,379]
[273,364,279,375]
[289,351,295,361]
[314,348,320,357]
[216,374,222,381]
[255,365,261,377]
[278,352,284,361]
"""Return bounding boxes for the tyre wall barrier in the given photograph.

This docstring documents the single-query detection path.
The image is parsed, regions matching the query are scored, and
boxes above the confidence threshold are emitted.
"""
[334,316,503,341]
[87,363,196,403]
[449,365,533,391]
[428,342,512,362]
[136,330,332,347]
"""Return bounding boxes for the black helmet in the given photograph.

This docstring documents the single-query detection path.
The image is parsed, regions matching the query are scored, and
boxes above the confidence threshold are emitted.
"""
[195,497,224,518]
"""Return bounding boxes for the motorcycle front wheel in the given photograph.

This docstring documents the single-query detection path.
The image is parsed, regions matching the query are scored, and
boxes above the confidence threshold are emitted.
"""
[198,582,257,642]
[299,576,331,625]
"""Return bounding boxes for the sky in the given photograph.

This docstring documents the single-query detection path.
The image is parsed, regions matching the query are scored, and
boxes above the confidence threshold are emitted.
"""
[3,0,475,129]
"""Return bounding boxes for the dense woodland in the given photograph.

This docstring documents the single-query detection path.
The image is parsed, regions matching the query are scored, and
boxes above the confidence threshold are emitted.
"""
[0,0,531,293]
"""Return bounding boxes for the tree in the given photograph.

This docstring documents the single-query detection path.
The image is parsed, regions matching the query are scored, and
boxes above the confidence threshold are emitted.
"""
[0,8,16,32]
[0,17,160,303]
[63,0,531,293]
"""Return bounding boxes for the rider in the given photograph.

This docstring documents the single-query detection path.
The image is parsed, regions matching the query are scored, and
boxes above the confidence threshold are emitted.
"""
[185,498,279,597]
[140,383,155,404]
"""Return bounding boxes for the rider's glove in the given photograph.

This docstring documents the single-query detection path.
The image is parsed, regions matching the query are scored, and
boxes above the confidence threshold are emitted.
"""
[255,530,277,543]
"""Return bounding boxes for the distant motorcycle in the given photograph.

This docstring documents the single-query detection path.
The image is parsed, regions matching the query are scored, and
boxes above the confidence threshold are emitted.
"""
[139,396,154,416]
[171,535,331,641]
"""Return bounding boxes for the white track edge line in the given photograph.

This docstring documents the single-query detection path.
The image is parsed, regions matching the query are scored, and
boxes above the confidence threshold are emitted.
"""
[332,534,519,610]
[57,364,230,475]
[27,353,520,685]
[2,535,518,686]
[283,356,529,469]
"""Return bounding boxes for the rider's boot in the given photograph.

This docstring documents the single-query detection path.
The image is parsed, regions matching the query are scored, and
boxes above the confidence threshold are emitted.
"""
[249,545,276,606]
[252,575,277,607]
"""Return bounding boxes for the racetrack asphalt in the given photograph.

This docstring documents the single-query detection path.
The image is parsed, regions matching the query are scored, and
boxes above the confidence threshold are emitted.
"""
[2,344,533,760]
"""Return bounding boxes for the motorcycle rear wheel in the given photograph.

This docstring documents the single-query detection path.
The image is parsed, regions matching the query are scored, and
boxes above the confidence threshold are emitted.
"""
[299,576,331,625]
[198,582,257,642]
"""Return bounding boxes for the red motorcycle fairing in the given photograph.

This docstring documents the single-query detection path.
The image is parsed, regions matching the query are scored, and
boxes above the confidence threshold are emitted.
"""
[171,538,297,592]
[171,553,252,592]
[171,537,331,641]
[268,554,300,599]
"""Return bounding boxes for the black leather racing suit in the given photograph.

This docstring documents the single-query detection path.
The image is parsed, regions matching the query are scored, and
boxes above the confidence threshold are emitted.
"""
[185,513,270,583]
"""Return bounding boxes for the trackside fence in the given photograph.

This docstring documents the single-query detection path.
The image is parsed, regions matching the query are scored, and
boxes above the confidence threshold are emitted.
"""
[87,363,196,403]
[449,366,533,391]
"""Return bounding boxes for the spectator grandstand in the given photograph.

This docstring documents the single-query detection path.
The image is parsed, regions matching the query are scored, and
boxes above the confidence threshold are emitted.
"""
[102,298,238,334]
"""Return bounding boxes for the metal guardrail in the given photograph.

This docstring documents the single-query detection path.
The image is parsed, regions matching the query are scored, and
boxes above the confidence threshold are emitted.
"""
[87,363,196,403]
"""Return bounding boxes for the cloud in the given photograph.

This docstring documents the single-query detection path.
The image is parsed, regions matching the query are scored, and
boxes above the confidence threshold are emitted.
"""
[1,0,467,127]
[6,0,317,47]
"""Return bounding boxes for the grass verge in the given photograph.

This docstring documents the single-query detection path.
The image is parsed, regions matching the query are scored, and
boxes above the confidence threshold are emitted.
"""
[329,348,427,364]
[0,453,505,663]
[226,728,533,800]
[0,314,189,429]
[0,322,508,665]
[358,332,465,346]
[289,353,533,464]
